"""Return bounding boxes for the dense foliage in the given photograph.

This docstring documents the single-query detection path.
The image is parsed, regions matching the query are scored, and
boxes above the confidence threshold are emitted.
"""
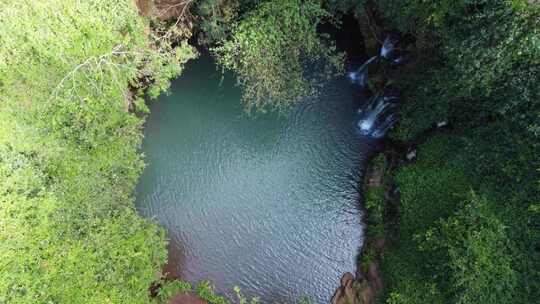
[419,193,517,304]
[350,0,540,303]
[0,0,196,302]
[380,126,538,304]
[212,0,344,112]
[194,0,243,45]
[1,0,538,303]
[378,0,540,141]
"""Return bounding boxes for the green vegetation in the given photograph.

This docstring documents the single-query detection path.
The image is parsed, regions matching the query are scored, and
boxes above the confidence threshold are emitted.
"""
[363,155,389,239]
[155,281,193,303]
[354,1,539,303]
[419,193,516,304]
[194,0,243,46]
[0,0,344,302]
[2,0,538,303]
[152,280,259,304]
[0,0,196,302]
[212,0,344,112]
[380,126,539,303]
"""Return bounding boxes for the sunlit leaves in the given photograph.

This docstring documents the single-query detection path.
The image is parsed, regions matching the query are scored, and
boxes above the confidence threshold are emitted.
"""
[0,0,196,302]
[213,0,344,113]
[419,193,517,304]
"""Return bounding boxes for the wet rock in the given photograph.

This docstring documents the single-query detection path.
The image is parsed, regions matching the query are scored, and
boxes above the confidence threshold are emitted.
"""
[332,257,385,303]
[355,5,384,57]
[355,93,399,139]
[344,279,357,302]
[331,272,358,304]
[384,185,395,199]
[356,280,375,304]
[390,54,411,67]
[405,148,417,161]
[380,35,400,61]
[331,286,345,304]
[436,120,448,128]
[341,272,355,287]
[348,56,379,90]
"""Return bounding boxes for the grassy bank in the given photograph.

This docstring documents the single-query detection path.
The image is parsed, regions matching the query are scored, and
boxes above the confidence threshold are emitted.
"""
[0,1,196,302]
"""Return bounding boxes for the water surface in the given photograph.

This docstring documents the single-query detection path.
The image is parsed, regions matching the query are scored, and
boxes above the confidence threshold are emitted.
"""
[136,56,373,303]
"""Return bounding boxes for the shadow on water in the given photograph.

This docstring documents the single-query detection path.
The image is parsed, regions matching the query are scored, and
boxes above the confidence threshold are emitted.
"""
[136,54,377,303]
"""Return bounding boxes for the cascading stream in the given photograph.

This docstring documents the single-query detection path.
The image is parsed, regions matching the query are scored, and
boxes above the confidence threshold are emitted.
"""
[349,35,408,139]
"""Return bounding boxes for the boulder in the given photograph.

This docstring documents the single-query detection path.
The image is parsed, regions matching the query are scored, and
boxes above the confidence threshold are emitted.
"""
[331,272,359,304]
[341,272,355,286]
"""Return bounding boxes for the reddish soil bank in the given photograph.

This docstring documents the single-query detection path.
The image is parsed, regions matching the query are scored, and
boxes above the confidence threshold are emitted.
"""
[169,292,208,304]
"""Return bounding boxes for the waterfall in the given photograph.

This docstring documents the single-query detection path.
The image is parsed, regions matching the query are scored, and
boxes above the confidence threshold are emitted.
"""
[355,93,399,138]
[350,35,409,139]
[348,55,379,89]
[380,35,398,60]
[381,35,410,66]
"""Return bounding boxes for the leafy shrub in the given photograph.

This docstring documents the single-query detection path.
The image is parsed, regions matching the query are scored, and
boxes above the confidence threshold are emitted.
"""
[363,154,388,238]
[419,193,517,304]
[212,0,344,113]
[156,281,193,303]
[196,281,230,304]
[379,134,469,303]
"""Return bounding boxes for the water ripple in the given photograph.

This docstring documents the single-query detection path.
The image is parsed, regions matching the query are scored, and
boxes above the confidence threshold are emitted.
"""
[136,57,371,303]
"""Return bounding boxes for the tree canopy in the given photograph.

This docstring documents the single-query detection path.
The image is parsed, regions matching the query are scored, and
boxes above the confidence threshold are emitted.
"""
[212,0,344,113]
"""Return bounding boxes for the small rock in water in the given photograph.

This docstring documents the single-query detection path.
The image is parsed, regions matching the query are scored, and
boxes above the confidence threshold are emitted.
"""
[380,35,400,61]
[436,120,448,128]
[340,272,355,286]
[331,272,359,304]
[390,54,410,67]
[406,149,417,161]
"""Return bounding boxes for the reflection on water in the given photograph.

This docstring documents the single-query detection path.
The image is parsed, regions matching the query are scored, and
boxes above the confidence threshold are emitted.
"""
[136,56,374,303]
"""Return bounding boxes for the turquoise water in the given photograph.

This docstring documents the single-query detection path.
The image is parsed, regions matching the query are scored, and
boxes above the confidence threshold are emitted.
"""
[136,56,373,303]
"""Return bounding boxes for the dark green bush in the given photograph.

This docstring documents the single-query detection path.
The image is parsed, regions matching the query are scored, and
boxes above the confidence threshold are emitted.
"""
[419,193,517,304]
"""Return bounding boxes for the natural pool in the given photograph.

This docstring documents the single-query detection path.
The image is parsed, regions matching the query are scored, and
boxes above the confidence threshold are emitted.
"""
[136,55,374,303]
